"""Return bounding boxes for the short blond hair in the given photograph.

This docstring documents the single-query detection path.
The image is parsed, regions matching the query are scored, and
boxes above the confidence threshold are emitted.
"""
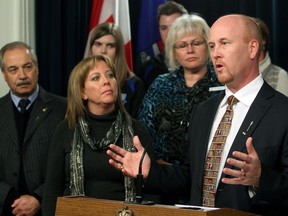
[165,14,210,68]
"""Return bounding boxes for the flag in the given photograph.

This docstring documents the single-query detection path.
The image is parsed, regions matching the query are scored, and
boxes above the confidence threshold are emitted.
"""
[84,0,133,71]
[135,0,167,68]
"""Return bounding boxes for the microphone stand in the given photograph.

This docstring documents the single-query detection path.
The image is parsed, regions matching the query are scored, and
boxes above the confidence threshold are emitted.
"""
[135,119,171,205]
[135,148,147,204]
[135,147,154,205]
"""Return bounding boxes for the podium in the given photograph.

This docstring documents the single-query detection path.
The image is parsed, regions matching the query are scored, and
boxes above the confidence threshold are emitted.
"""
[55,196,257,216]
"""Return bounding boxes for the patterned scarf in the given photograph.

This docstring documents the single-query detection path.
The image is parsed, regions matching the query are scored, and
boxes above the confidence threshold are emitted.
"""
[70,110,137,203]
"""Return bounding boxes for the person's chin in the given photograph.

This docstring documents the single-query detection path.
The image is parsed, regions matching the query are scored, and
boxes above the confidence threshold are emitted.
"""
[17,89,33,97]
[103,99,116,105]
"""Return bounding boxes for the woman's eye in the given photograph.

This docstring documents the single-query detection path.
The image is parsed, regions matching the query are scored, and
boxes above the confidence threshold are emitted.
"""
[92,76,100,81]
[107,43,115,48]
[107,72,114,78]
[94,42,101,47]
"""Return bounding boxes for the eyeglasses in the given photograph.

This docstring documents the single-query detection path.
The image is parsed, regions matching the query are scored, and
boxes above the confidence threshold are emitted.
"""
[174,39,206,51]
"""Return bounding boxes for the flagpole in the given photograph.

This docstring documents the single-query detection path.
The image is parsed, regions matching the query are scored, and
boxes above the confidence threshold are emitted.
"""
[115,0,119,26]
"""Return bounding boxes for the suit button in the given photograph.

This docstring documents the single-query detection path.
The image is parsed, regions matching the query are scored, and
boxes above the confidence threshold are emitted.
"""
[13,172,18,177]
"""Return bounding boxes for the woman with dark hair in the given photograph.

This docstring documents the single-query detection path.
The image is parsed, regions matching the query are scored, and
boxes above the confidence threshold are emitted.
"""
[85,23,145,117]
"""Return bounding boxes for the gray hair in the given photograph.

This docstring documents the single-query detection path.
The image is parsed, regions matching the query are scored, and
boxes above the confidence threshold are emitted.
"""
[165,14,210,68]
[0,41,38,71]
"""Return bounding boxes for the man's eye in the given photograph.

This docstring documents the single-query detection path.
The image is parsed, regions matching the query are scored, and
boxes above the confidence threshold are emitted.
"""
[23,65,32,70]
[221,41,229,46]
[209,44,215,49]
[8,68,17,73]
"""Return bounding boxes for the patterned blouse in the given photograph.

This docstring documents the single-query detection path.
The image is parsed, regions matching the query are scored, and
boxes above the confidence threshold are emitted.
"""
[137,64,223,165]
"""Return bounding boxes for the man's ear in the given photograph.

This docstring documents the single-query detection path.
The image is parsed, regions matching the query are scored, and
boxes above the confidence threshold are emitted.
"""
[249,39,259,60]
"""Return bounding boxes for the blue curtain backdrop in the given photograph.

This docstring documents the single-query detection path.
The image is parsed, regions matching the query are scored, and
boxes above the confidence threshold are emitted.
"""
[35,0,288,97]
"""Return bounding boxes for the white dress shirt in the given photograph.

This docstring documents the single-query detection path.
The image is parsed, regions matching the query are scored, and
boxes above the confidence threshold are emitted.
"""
[206,74,264,188]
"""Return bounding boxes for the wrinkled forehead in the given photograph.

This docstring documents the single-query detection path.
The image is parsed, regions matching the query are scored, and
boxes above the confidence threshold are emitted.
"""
[3,47,33,66]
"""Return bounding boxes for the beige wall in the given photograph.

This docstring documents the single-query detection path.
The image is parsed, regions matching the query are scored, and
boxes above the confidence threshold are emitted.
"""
[0,0,35,97]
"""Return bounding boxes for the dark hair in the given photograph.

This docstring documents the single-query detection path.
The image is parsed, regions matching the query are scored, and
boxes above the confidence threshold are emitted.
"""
[252,17,270,53]
[157,1,188,22]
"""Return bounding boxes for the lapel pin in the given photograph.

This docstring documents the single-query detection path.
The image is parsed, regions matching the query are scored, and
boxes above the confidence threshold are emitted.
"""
[242,121,254,136]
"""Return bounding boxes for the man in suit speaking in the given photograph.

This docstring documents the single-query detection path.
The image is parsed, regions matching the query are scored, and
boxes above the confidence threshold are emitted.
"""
[0,41,67,215]
[107,14,288,215]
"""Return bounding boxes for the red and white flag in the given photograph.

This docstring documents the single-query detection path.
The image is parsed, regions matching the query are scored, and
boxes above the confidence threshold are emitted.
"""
[84,0,133,71]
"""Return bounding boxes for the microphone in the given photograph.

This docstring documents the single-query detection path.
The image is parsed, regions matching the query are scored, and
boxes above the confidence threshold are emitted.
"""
[135,119,171,204]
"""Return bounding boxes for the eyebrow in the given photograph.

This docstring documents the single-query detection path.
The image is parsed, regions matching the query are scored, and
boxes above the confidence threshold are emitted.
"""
[177,38,205,42]
[94,41,116,45]
[208,37,229,43]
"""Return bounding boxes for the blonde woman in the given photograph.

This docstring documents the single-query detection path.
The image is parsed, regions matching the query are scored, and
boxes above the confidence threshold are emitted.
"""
[42,55,159,215]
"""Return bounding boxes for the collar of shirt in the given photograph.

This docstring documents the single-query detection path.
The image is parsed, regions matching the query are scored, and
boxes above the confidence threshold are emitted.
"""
[211,74,264,187]
[222,74,264,108]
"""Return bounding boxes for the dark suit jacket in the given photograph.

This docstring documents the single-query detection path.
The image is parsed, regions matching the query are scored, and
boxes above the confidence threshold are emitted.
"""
[0,87,67,214]
[146,82,288,215]
[136,52,169,90]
